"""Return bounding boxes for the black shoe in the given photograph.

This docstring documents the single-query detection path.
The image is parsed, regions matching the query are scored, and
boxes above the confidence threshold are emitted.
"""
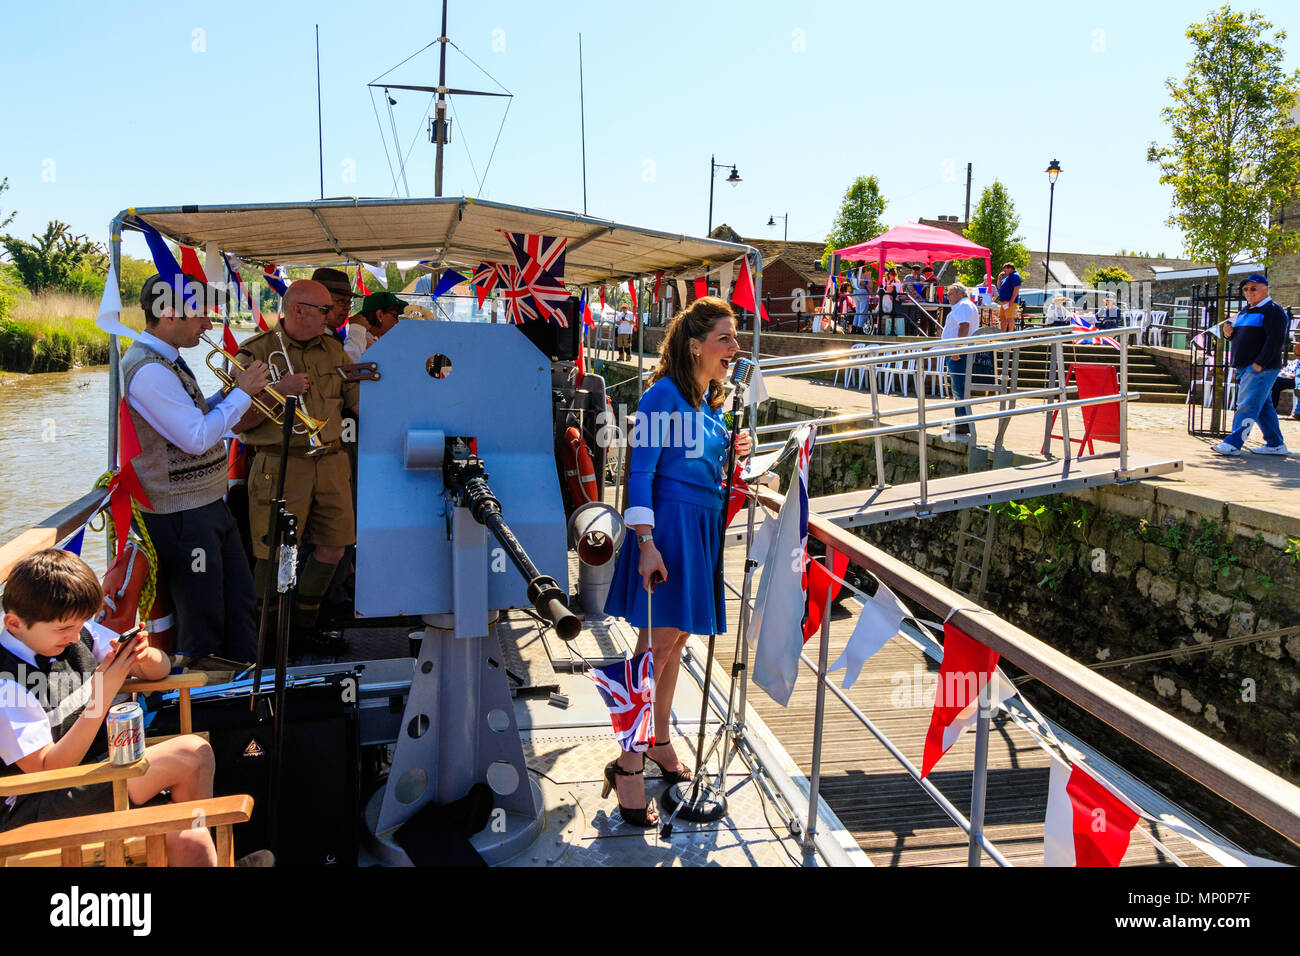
[601,758,658,828]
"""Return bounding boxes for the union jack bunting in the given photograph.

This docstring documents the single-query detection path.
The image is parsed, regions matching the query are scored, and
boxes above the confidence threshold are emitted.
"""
[505,231,571,325]
[470,261,509,308]
[1072,313,1120,349]
[588,651,656,753]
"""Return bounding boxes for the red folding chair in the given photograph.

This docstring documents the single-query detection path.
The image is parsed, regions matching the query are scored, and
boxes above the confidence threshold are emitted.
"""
[1047,363,1120,455]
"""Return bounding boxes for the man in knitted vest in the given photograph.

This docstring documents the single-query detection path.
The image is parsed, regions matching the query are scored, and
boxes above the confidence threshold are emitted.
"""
[123,274,270,666]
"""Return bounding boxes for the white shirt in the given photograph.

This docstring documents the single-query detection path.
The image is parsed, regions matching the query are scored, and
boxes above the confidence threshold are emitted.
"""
[942,299,979,340]
[0,621,117,773]
[344,322,375,362]
[617,315,634,335]
[127,330,251,456]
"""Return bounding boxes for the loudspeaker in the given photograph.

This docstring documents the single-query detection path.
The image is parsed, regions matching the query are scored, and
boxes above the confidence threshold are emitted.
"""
[515,296,581,361]
[147,673,361,866]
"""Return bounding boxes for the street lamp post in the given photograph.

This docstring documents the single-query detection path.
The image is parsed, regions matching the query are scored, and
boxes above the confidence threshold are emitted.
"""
[767,213,788,242]
[1044,159,1062,297]
[707,154,742,235]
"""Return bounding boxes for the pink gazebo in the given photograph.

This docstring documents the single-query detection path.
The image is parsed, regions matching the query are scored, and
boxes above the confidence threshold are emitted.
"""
[835,222,992,287]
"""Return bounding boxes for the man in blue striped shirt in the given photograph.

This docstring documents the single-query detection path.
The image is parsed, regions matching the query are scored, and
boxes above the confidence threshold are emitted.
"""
[1213,273,1289,456]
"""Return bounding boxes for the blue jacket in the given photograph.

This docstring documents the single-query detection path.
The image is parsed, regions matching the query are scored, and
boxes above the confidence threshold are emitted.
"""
[624,378,730,528]
[1230,297,1288,370]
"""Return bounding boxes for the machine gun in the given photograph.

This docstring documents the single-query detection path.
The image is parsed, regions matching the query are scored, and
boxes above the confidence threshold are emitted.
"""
[443,437,580,641]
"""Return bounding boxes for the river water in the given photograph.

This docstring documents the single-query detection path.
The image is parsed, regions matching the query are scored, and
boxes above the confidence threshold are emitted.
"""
[0,331,251,575]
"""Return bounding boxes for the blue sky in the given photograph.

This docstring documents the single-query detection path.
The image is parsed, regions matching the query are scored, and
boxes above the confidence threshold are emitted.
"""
[4,0,1300,262]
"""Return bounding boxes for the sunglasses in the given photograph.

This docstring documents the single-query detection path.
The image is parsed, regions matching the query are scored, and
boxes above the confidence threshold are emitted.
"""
[298,302,333,316]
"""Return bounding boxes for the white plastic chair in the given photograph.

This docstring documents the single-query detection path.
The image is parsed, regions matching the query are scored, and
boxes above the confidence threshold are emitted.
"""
[882,356,917,396]
[1199,360,1236,410]
[835,342,870,389]
[1148,310,1168,347]
[922,354,949,397]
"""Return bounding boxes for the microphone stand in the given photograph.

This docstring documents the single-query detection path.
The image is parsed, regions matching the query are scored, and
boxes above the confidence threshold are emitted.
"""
[251,397,297,709]
[660,362,750,833]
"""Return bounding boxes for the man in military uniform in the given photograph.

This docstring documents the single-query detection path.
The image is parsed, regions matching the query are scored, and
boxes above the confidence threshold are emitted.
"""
[234,279,359,648]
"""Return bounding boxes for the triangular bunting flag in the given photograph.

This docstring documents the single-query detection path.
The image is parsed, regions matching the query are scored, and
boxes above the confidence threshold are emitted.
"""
[920,623,1008,778]
[802,549,850,643]
[730,258,770,321]
[1043,754,1140,867]
[827,581,909,690]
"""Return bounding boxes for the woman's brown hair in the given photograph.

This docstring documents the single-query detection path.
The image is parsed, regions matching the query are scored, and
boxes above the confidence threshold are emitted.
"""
[648,296,734,411]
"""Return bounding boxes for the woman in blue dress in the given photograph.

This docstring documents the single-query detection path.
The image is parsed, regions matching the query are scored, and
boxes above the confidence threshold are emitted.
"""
[601,297,750,826]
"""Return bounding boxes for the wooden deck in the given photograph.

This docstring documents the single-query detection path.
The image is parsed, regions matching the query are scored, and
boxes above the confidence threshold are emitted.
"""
[712,542,1220,867]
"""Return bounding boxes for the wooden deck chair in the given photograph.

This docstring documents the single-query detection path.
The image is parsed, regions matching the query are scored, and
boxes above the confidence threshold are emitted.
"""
[1046,363,1121,456]
[0,672,252,866]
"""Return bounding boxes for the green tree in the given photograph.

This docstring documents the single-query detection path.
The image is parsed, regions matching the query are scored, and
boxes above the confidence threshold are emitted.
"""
[2,221,107,295]
[821,175,888,268]
[1147,4,1300,304]
[1082,264,1134,286]
[0,177,14,233]
[959,180,1028,285]
[117,254,157,305]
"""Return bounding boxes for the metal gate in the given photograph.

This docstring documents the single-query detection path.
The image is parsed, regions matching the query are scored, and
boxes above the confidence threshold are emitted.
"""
[1186,283,1247,437]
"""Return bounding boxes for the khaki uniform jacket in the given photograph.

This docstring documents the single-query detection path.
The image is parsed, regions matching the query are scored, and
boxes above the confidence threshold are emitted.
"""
[236,327,359,448]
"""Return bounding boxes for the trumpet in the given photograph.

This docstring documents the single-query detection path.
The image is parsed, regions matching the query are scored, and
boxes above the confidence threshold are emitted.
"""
[201,333,329,451]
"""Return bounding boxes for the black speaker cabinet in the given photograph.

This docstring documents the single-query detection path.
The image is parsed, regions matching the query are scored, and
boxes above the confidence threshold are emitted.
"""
[515,295,581,361]
[147,673,361,866]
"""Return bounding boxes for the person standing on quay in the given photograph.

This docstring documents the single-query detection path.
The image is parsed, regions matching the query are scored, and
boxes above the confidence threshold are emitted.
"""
[1213,273,1290,457]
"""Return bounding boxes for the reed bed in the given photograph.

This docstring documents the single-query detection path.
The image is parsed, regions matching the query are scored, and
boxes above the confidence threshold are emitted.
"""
[0,294,144,373]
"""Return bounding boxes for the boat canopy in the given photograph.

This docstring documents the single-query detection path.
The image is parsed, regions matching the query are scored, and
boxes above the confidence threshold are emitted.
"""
[115,196,755,285]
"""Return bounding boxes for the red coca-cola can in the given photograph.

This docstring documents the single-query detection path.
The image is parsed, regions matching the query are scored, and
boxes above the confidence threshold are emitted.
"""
[107,701,145,765]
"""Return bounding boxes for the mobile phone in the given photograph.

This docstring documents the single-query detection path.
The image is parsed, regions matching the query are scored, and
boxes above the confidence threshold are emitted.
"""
[113,625,145,656]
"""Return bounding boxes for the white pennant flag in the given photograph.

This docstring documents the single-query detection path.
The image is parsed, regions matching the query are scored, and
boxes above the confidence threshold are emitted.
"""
[827,582,909,690]
[747,474,807,706]
[95,262,139,340]
[361,262,389,289]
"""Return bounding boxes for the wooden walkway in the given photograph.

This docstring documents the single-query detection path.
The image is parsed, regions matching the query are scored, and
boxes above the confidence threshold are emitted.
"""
[712,543,1219,867]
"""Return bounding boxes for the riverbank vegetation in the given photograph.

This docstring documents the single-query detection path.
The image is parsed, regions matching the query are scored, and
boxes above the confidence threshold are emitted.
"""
[0,284,144,373]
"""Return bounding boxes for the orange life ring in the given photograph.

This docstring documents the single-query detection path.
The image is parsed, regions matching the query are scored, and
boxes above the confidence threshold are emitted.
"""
[562,426,599,505]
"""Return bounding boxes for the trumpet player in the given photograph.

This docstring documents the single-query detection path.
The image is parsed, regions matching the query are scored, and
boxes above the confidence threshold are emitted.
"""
[123,273,270,667]
[234,279,360,652]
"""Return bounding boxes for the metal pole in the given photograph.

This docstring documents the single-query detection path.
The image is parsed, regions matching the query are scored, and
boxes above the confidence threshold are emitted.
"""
[1055,341,1071,463]
[578,33,587,215]
[107,218,123,565]
[1119,333,1130,472]
[434,0,448,197]
[707,154,715,235]
[315,24,324,201]
[966,680,992,866]
[964,162,972,223]
[636,278,645,403]
[801,576,835,860]
[733,250,763,758]
[1044,179,1056,297]
[868,355,886,488]
[915,354,928,507]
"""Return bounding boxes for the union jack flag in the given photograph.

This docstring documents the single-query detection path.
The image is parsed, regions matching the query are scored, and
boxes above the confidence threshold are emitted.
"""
[470,261,510,308]
[263,264,289,298]
[505,231,571,326]
[588,651,655,753]
[1072,313,1120,349]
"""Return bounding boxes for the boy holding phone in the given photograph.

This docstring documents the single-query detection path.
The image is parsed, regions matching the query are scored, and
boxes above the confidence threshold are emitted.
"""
[0,549,230,865]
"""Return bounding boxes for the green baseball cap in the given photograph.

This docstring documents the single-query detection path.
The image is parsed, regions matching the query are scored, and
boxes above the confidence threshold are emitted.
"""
[356,290,409,316]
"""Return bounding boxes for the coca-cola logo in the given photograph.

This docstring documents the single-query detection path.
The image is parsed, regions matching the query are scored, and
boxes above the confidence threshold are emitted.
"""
[111,727,142,747]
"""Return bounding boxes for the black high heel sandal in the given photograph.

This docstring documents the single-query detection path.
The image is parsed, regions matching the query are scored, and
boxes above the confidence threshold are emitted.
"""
[602,758,658,828]
[646,742,694,785]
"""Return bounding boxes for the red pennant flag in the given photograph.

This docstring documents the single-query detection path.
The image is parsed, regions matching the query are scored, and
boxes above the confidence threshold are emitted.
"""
[599,286,605,310]
[920,623,1000,777]
[730,258,770,322]
[626,279,636,312]
[355,267,372,297]
[222,325,239,357]
[803,549,850,643]
[1045,757,1140,866]
[179,246,209,283]
[725,463,748,527]
[118,398,142,468]
[110,400,153,556]
[694,276,708,300]
[652,270,664,302]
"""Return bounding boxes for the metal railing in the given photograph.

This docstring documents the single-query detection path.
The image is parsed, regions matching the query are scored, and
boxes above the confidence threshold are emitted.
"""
[716,487,1300,866]
[750,324,1142,510]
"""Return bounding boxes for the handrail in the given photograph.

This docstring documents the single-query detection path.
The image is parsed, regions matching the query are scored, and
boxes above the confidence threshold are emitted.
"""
[0,489,108,587]
[761,488,1300,848]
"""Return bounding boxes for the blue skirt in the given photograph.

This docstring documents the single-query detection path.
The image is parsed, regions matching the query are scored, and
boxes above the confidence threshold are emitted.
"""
[605,497,725,635]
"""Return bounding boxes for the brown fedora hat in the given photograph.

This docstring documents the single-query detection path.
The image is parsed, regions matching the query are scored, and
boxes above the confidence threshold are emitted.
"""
[311,267,359,298]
